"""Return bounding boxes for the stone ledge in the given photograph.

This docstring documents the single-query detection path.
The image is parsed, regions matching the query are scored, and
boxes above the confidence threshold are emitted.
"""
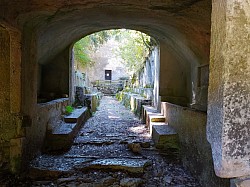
[37,98,69,107]
[64,107,88,123]
[43,107,89,152]
[149,122,166,135]
[146,113,165,128]
[152,124,179,150]
[142,105,158,124]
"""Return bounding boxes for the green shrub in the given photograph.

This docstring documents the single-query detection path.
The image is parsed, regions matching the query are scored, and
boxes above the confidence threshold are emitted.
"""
[144,84,153,88]
[65,105,74,115]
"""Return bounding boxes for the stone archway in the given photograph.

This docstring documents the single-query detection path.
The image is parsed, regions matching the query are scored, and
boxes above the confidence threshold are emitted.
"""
[1,0,249,185]
[1,0,211,175]
[15,2,211,170]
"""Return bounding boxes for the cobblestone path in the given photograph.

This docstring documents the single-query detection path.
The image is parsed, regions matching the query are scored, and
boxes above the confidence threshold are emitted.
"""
[3,96,200,187]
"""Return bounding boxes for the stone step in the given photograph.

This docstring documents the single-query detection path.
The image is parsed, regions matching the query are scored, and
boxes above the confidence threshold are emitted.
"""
[149,122,167,135]
[152,124,179,150]
[44,122,78,151]
[130,96,151,118]
[29,157,151,180]
[146,113,165,128]
[149,114,165,122]
[43,107,89,152]
[64,107,88,123]
[29,156,94,179]
[53,122,77,135]
[142,105,158,124]
[82,158,151,174]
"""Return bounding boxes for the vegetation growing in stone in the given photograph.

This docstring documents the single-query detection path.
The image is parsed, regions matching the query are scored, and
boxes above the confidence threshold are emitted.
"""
[65,105,74,115]
[144,84,153,88]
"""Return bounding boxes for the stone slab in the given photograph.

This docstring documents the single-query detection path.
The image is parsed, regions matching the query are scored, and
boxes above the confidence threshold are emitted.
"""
[29,156,93,179]
[120,178,143,187]
[44,107,89,151]
[149,122,167,135]
[146,113,163,128]
[74,137,115,145]
[142,105,158,124]
[133,96,151,119]
[231,176,250,187]
[64,107,87,123]
[53,122,77,135]
[152,124,179,150]
[85,158,151,173]
[149,115,165,122]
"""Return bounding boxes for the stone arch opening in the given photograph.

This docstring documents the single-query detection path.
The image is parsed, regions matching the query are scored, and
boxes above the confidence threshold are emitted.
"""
[25,0,207,163]
[20,4,211,180]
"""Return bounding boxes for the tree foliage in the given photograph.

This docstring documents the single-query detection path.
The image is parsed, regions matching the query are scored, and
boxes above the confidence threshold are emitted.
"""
[73,29,152,72]
[73,36,93,68]
[116,30,151,74]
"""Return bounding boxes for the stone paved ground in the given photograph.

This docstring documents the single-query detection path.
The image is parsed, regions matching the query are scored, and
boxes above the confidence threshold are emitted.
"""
[1,96,200,187]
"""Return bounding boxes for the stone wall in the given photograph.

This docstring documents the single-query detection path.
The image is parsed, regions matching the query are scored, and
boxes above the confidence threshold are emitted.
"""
[162,102,230,187]
[117,92,151,119]
[0,24,24,173]
[38,47,70,100]
[74,86,87,106]
[137,46,160,109]
[36,99,69,152]
[159,39,209,111]
[159,42,190,106]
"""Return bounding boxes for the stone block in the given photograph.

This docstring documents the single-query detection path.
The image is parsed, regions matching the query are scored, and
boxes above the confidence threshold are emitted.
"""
[85,158,151,174]
[74,86,86,106]
[149,115,165,122]
[152,124,179,150]
[44,107,89,152]
[149,122,166,135]
[231,176,250,187]
[142,105,158,125]
[84,93,101,112]
[44,122,79,151]
[64,107,88,123]
[133,96,151,118]
[146,113,165,129]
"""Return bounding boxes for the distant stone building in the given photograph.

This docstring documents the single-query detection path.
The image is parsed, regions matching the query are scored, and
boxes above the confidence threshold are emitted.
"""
[86,38,129,83]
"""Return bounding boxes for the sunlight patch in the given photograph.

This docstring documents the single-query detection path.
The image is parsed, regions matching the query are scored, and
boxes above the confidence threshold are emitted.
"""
[108,115,121,119]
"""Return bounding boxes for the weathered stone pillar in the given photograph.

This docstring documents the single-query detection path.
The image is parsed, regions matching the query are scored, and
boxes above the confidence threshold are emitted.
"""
[153,46,160,110]
[0,23,23,173]
[207,0,250,178]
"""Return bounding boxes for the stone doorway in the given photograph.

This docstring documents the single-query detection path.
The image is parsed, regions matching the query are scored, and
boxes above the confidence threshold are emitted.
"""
[105,70,112,80]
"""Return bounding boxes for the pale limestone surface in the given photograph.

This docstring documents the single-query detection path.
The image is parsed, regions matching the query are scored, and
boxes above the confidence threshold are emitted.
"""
[231,176,250,187]
[207,0,250,178]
